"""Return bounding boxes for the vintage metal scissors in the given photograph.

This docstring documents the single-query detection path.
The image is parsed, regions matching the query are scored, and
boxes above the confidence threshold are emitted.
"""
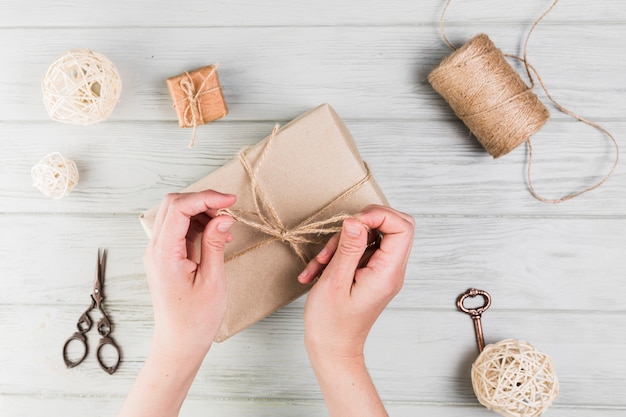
[62,248,121,374]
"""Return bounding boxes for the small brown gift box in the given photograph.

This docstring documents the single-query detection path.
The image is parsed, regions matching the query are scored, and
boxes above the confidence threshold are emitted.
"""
[167,65,227,145]
[140,104,388,342]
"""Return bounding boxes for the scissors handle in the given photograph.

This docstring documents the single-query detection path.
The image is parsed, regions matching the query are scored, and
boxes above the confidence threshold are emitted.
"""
[96,336,121,375]
[62,331,88,369]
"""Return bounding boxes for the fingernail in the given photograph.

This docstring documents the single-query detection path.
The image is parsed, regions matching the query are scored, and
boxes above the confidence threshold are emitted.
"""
[217,221,234,232]
[317,247,328,259]
[297,270,308,282]
[345,223,362,237]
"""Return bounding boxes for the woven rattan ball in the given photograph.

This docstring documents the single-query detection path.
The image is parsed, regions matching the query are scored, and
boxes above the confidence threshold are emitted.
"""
[42,49,122,125]
[471,339,558,417]
[31,152,79,199]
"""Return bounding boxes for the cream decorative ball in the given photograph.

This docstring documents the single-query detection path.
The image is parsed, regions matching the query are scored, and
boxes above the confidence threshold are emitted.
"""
[31,152,79,199]
[42,49,122,125]
[471,339,559,417]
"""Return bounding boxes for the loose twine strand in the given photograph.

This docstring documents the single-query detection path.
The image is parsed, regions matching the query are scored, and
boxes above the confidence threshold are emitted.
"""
[218,124,372,264]
[173,65,221,148]
[439,0,619,203]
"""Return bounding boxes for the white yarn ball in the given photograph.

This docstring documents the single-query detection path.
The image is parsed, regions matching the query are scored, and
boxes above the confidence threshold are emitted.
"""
[471,339,559,417]
[42,49,122,125]
[31,152,79,199]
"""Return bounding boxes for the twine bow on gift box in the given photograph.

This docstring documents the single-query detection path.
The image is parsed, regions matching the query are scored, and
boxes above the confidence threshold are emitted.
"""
[218,124,373,264]
[175,66,222,147]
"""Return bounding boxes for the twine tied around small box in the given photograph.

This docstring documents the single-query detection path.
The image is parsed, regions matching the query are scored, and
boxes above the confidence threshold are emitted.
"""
[169,65,227,148]
[218,124,372,264]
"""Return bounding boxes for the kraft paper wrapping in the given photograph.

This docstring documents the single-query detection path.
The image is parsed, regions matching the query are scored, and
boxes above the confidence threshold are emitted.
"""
[167,65,228,128]
[140,104,388,342]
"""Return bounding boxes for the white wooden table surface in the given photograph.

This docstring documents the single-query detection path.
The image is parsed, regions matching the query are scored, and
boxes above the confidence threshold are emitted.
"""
[1,1,625,416]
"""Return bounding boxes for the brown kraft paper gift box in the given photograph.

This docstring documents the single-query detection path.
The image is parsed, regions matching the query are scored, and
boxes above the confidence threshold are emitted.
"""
[167,65,227,147]
[139,104,388,342]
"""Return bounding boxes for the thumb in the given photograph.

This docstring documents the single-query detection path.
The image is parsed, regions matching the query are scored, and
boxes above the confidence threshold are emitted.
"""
[322,218,368,289]
[199,215,234,278]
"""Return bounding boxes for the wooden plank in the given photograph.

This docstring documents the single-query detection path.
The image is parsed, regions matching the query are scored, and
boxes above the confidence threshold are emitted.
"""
[1,214,624,312]
[0,0,624,27]
[3,396,624,417]
[1,304,625,406]
[1,1,625,416]
[1,121,623,216]
[0,26,624,122]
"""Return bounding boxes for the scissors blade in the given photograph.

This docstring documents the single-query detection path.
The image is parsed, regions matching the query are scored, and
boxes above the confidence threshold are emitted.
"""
[93,248,107,306]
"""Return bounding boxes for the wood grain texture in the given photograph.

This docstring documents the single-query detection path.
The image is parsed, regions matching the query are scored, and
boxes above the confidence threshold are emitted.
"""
[3,304,626,405]
[1,214,624,312]
[0,26,624,122]
[4,397,625,417]
[0,0,624,27]
[1,0,625,416]
[0,121,623,216]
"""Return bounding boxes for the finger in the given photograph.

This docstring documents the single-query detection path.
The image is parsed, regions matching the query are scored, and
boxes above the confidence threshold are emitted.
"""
[358,230,382,269]
[191,213,211,231]
[152,191,232,245]
[186,235,201,264]
[298,223,381,284]
[355,205,415,273]
[149,197,171,243]
[158,191,236,259]
[186,214,211,263]
[356,205,414,243]
[198,215,234,278]
[297,233,340,284]
[320,218,369,289]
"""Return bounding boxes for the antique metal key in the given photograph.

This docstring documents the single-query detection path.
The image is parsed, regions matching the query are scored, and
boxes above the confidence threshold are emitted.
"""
[456,288,492,352]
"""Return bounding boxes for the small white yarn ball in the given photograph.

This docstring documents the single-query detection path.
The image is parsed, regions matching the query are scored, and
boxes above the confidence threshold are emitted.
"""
[471,339,559,417]
[42,49,122,125]
[31,152,79,199]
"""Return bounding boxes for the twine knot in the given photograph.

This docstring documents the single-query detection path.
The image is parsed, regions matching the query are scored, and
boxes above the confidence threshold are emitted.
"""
[179,74,203,131]
[217,124,372,264]
[278,228,290,243]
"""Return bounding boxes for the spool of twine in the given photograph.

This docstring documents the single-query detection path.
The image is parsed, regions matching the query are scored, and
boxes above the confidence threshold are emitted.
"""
[471,339,559,417]
[42,49,122,125]
[428,34,549,159]
[429,0,619,203]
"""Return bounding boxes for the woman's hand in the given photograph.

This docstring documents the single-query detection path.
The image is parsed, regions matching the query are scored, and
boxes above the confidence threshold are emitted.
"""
[118,190,236,417]
[299,205,414,417]
[301,204,414,358]
[144,190,237,360]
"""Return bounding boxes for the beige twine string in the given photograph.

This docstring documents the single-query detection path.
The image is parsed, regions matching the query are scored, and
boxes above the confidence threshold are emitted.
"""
[436,0,619,203]
[173,65,222,148]
[218,124,372,264]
